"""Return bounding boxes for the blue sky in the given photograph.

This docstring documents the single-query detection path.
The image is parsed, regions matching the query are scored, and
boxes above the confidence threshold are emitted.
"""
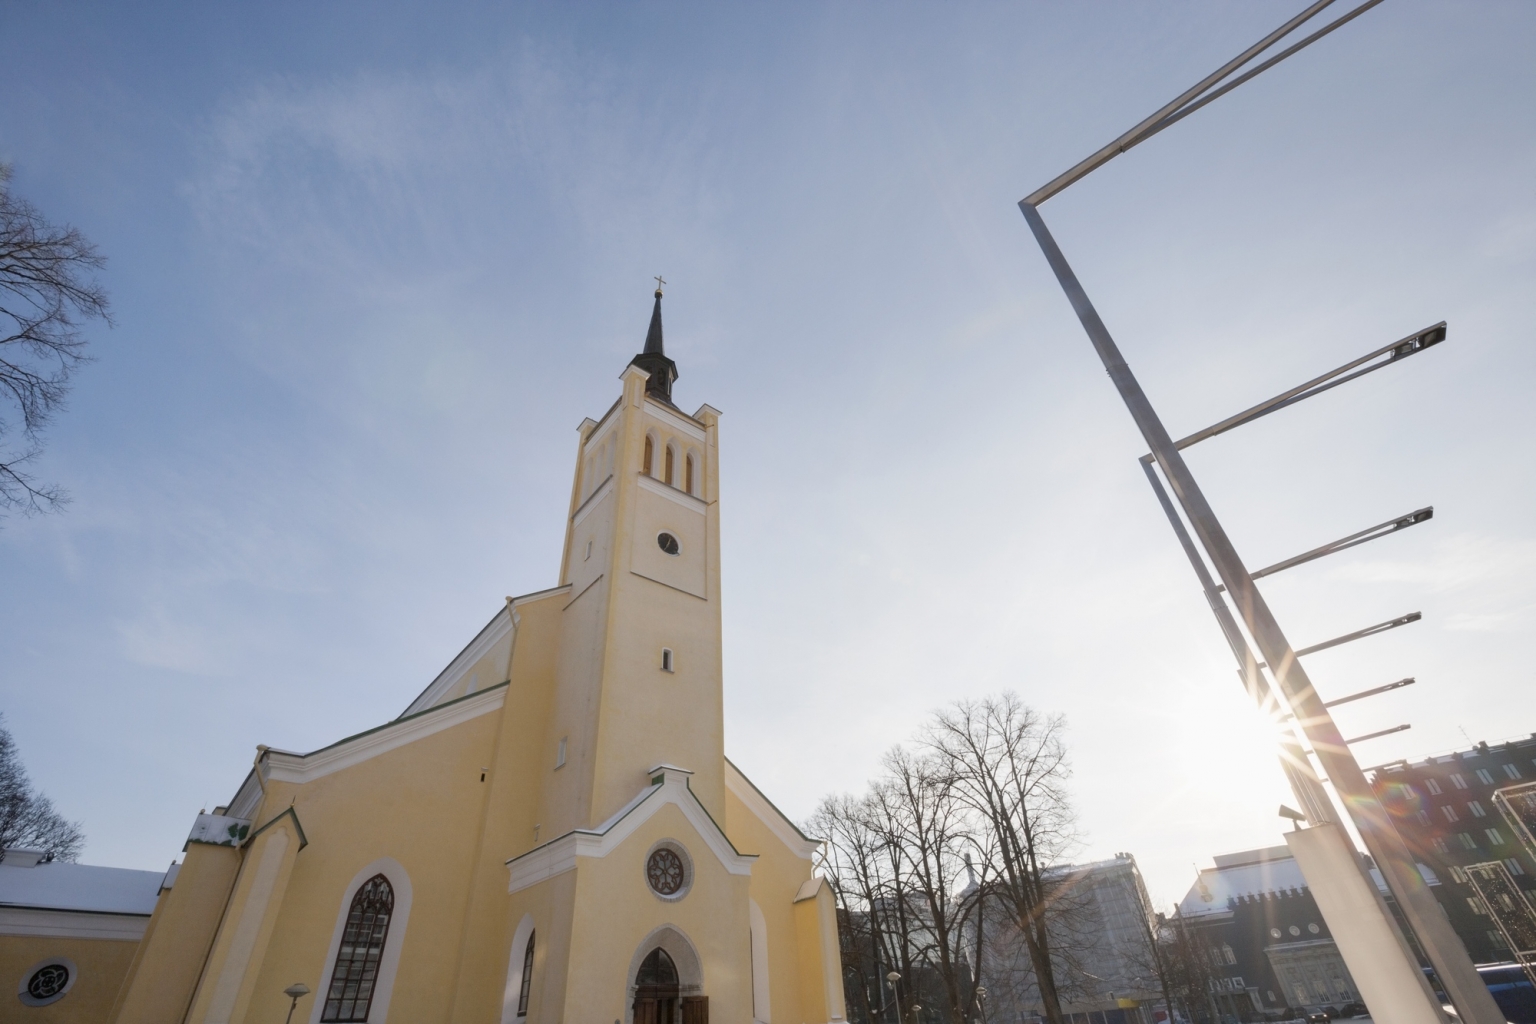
[1,1,1533,907]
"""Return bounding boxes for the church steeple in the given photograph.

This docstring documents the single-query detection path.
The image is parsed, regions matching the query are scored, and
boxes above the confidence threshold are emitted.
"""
[628,279,678,403]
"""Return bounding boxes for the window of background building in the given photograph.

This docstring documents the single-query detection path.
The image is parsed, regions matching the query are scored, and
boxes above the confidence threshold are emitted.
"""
[1426,778,1443,795]
[1506,859,1526,876]
[1416,810,1432,826]
[1442,805,1460,822]
[1504,763,1523,779]
[1460,833,1479,850]
[1469,897,1486,915]
[1486,827,1507,845]
[1469,801,1487,817]
[1452,773,1469,789]
[1433,837,1450,854]
[1476,768,1495,785]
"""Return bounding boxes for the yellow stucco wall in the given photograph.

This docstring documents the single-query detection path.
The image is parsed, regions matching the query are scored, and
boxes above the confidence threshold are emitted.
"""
[2,934,140,1023]
[112,842,241,1024]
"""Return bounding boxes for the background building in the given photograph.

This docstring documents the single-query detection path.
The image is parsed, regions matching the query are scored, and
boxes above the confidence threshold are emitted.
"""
[976,855,1165,1024]
[1175,845,1361,1019]
[1371,733,1536,965]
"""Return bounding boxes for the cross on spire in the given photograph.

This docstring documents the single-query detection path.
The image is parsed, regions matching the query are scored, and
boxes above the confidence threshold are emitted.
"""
[654,275,666,296]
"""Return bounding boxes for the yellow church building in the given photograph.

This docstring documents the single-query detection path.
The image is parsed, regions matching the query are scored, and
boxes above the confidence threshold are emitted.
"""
[2,288,848,1024]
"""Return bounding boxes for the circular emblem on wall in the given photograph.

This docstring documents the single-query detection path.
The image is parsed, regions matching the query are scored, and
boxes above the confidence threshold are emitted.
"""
[644,841,693,901]
[657,532,680,556]
[17,958,76,1007]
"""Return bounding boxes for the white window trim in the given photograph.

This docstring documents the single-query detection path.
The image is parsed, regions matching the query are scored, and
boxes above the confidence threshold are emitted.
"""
[500,913,536,1024]
[310,858,413,1024]
[749,898,771,1023]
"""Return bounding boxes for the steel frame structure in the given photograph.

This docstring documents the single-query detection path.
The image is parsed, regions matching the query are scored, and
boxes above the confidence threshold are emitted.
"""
[1015,3,1504,1022]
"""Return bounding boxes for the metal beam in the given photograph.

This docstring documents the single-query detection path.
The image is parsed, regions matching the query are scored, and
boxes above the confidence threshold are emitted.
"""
[1021,0,1390,206]
[1140,458,1336,823]
[1295,612,1421,658]
[1021,0,1338,206]
[1325,677,1415,709]
[1165,322,1446,454]
[1344,724,1412,745]
[1209,507,1433,592]
[1020,199,1502,1022]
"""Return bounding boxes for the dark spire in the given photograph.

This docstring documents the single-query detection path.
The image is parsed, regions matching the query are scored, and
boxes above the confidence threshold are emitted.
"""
[628,279,678,403]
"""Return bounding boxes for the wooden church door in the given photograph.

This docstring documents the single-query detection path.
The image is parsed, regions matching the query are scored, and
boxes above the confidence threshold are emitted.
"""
[633,948,684,1024]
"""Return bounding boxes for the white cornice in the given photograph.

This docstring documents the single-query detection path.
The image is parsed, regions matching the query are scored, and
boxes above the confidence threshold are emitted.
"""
[264,684,508,785]
[400,584,570,718]
[637,473,707,515]
[0,906,150,940]
[572,475,614,526]
[725,759,821,860]
[227,771,263,821]
[644,400,707,442]
[505,773,756,894]
[581,400,623,452]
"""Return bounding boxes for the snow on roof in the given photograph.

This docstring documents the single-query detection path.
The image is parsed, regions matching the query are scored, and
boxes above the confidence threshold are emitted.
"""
[0,859,165,916]
[1179,846,1308,919]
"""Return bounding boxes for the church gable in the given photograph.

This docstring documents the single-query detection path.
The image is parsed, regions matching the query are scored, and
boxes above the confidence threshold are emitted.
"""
[506,765,755,895]
[724,758,820,860]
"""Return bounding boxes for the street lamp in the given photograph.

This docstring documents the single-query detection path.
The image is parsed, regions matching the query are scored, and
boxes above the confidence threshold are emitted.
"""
[885,971,901,1024]
[283,983,310,1024]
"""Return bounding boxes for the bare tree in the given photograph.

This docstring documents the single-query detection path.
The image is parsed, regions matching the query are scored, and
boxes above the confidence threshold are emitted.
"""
[924,693,1077,1024]
[870,748,987,1024]
[0,714,85,861]
[0,164,111,516]
[813,792,897,1024]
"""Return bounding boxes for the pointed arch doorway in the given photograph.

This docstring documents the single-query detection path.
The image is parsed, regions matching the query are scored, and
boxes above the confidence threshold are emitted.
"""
[631,946,707,1024]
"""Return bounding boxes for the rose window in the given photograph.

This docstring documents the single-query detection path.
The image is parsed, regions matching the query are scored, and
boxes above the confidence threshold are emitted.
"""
[646,848,685,896]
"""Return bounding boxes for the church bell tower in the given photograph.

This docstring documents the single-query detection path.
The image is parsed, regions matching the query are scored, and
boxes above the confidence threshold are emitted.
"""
[541,282,725,836]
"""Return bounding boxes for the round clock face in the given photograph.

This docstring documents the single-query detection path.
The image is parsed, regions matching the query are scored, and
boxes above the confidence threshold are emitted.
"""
[647,848,685,895]
[657,532,680,556]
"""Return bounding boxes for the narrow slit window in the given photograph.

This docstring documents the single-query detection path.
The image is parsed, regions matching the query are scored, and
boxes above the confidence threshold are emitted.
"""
[661,648,674,672]
[322,875,395,1022]
[664,445,675,485]
[584,540,593,561]
[643,436,653,476]
[556,737,567,769]
[685,454,695,494]
[516,930,535,1016]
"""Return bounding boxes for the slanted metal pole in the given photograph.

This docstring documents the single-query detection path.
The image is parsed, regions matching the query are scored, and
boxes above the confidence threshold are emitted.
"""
[1140,458,1335,826]
[1021,201,1503,1024]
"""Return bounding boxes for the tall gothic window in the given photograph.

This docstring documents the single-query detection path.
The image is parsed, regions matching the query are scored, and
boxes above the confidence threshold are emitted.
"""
[516,930,535,1016]
[643,436,654,476]
[685,454,695,494]
[664,445,675,485]
[322,874,395,1022]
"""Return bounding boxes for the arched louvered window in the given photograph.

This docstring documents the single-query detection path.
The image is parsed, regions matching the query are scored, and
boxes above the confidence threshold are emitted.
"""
[664,444,675,486]
[322,874,395,1022]
[516,930,535,1016]
[643,436,654,476]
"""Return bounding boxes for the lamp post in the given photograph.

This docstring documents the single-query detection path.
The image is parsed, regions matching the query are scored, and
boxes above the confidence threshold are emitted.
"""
[886,971,901,1024]
[283,983,310,1024]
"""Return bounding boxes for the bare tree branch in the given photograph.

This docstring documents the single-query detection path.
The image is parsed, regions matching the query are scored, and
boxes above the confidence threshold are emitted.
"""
[0,714,85,861]
[0,164,111,516]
